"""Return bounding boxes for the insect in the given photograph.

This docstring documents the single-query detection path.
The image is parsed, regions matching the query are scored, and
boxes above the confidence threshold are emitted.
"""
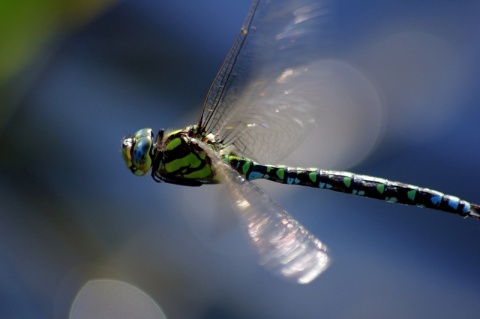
[121,0,479,284]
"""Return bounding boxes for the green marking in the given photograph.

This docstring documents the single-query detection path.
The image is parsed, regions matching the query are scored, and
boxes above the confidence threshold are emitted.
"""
[377,183,385,194]
[276,168,285,180]
[242,161,251,175]
[165,153,201,173]
[266,166,272,173]
[164,137,182,151]
[190,155,202,169]
[184,165,213,179]
[309,172,317,183]
[343,177,352,188]
[407,189,417,201]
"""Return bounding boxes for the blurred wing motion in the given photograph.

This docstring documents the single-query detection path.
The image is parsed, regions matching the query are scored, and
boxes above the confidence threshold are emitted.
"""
[200,0,332,164]
[199,140,330,284]
[197,0,332,283]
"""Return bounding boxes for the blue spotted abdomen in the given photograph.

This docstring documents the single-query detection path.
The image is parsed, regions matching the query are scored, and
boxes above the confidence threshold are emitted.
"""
[225,155,476,218]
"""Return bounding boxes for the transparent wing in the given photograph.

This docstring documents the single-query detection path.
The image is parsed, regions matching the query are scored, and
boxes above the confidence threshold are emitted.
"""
[224,168,331,284]
[197,140,330,284]
[200,0,332,164]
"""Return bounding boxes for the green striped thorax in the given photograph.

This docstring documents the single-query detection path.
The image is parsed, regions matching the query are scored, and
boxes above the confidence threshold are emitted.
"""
[121,125,220,186]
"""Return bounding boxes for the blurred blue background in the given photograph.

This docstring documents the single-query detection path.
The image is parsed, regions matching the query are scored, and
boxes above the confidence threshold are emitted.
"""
[1,0,480,318]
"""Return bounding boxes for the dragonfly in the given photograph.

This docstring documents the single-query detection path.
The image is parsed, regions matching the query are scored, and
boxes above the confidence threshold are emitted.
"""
[121,0,479,284]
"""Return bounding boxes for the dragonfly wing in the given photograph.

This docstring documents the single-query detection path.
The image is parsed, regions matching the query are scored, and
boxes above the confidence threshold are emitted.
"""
[201,0,332,163]
[225,167,331,284]
[197,140,331,284]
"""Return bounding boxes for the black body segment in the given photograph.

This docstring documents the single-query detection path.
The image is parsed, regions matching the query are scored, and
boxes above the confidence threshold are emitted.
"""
[225,155,480,219]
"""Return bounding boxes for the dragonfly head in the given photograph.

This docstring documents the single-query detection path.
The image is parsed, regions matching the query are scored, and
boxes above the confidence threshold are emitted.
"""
[121,128,154,176]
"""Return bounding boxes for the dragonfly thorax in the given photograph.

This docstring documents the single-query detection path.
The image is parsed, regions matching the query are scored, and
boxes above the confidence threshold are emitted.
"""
[122,125,220,186]
[152,126,219,186]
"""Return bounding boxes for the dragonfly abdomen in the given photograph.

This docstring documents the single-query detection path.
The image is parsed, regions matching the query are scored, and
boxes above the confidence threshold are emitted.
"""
[225,155,480,219]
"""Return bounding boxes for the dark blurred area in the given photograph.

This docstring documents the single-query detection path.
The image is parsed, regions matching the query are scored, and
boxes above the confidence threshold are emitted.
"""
[1,0,480,318]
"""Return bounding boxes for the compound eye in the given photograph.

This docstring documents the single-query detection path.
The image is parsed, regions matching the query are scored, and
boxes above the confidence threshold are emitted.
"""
[121,128,153,176]
[121,138,134,166]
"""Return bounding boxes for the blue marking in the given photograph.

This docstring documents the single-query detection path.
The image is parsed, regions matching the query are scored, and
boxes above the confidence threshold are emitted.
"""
[319,182,325,189]
[430,195,442,205]
[249,171,263,180]
[357,190,365,196]
[463,202,471,213]
[386,197,398,203]
[287,177,294,184]
[294,178,300,184]
[325,184,332,189]
[447,196,460,210]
